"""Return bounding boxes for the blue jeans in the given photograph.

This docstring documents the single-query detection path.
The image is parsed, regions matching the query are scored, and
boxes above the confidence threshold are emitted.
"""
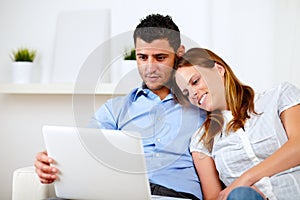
[227,187,265,200]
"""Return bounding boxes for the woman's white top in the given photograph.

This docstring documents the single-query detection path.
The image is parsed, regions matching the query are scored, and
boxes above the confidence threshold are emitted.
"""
[190,82,300,200]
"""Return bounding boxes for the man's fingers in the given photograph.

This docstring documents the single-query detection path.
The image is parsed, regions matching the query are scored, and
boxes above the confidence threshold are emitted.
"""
[36,151,54,164]
[35,161,56,173]
[39,177,55,184]
[35,168,57,183]
[35,160,58,174]
[34,151,58,184]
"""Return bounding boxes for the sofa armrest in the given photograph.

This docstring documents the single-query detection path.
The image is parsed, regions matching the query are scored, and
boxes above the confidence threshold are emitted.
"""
[12,166,56,200]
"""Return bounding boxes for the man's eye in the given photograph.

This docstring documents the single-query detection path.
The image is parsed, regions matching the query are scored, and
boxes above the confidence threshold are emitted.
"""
[156,55,166,61]
[138,55,147,61]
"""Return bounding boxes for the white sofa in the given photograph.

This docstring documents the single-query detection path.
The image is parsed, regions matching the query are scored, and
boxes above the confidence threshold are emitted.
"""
[12,166,56,200]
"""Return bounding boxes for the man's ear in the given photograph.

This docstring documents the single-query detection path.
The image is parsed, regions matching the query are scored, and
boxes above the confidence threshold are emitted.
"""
[176,45,185,57]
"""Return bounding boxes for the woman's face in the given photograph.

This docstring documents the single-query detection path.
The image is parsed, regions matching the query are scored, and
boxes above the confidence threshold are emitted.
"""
[175,63,227,111]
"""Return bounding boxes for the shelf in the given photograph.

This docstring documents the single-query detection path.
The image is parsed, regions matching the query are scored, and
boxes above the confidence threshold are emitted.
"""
[0,83,129,95]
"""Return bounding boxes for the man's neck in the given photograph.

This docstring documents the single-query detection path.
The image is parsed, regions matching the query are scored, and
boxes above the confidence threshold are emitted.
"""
[151,87,171,100]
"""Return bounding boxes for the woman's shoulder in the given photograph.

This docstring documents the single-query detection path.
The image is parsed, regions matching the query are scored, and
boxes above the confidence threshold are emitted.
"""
[190,128,211,155]
[259,82,300,97]
[256,82,300,113]
[275,82,300,93]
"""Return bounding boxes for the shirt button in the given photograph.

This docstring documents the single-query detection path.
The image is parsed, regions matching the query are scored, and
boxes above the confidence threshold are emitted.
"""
[156,138,161,142]
[155,153,160,157]
[157,117,161,121]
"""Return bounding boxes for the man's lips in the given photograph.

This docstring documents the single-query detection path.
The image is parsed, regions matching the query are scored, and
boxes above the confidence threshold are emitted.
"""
[146,75,160,81]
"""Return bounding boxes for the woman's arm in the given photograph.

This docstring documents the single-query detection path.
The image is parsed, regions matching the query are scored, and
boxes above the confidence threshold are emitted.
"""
[218,104,300,199]
[242,104,300,183]
[192,152,222,200]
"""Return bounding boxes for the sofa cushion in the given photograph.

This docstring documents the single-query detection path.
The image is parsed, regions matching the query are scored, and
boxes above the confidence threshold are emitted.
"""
[12,166,56,200]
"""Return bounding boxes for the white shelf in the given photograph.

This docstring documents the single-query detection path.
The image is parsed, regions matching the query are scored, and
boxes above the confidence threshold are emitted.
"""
[0,83,129,95]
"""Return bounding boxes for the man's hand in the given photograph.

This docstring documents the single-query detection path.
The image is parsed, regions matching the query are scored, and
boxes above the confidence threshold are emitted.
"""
[34,150,58,184]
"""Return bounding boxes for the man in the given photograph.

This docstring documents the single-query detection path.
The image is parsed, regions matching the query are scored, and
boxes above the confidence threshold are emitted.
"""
[35,14,205,200]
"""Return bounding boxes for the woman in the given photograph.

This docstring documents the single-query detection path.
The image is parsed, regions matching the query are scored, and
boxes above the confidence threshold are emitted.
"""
[173,48,300,200]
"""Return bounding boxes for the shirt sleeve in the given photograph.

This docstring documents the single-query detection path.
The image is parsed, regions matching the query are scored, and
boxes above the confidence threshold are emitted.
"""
[87,99,118,129]
[277,82,300,115]
[189,128,212,157]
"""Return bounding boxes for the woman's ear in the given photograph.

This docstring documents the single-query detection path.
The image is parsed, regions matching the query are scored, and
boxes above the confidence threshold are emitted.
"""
[176,45,185,57]
[215,63,226,77]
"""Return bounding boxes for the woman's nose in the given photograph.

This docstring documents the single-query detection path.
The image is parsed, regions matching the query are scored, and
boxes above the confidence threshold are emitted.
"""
[190,87,198,98]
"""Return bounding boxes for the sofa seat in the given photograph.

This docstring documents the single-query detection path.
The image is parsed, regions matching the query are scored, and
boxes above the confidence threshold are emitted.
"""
[12,166,56,200]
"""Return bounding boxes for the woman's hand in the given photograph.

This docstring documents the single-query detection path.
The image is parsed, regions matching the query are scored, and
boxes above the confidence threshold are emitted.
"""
[217,176,250,200]
[217,176,266,200]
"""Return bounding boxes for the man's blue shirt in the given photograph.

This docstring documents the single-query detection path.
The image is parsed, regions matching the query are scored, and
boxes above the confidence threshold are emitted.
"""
[89,87,205,199]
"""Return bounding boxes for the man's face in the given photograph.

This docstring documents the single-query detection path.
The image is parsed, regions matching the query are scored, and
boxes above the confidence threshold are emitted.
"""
[135,38,176,91]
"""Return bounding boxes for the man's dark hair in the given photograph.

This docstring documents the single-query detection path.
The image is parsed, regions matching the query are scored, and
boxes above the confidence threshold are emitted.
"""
[133,14,181,52]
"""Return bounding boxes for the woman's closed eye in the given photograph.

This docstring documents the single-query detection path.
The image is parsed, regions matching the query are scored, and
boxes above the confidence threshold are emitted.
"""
[191,77,200,85]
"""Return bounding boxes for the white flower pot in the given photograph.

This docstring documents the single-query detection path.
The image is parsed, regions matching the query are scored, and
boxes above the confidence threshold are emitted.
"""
[12,62,34,84]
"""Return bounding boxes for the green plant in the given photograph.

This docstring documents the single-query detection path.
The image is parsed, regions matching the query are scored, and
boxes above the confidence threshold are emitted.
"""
[123,48,136,60]
[10,47,36,62]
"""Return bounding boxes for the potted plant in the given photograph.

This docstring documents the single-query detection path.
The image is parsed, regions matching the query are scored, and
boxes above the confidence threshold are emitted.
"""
[121,47,137,78]
[10,47,36,83]
[123,48,136,60]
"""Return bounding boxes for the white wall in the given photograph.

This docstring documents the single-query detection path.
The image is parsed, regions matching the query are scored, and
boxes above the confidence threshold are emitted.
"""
[0,0,213,84]
[0,0,300,199]
[1,0,299,88]
[0,94,111,199]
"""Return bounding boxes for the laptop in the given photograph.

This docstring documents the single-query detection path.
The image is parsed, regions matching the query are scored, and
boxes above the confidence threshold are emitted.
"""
[43,125,189,200]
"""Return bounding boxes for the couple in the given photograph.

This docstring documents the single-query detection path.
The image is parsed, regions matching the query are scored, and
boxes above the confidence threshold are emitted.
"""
[35,14,300,200]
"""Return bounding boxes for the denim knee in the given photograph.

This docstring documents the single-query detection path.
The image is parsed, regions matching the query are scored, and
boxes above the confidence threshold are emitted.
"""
[227,186,264,200]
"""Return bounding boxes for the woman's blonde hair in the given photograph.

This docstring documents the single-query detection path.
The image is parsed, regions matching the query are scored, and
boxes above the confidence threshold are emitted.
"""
[173,48,257,152]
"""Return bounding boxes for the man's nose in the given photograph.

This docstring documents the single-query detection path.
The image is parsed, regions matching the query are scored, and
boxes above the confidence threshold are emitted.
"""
[146,57,157,73]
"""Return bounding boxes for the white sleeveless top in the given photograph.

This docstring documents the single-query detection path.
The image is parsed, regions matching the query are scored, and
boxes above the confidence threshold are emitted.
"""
[190,82,300,200]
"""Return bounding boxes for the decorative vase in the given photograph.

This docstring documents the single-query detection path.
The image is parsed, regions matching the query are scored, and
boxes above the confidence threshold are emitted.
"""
[12,62,34,84]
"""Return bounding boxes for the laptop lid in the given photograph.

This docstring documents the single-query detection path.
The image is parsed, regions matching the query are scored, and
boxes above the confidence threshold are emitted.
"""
[43,125,152,200]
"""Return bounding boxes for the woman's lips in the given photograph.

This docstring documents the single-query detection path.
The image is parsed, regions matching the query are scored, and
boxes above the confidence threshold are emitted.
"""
[199,92,208,105]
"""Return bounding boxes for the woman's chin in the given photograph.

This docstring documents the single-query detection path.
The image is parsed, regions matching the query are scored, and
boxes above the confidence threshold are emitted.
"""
[194,104,209,112]
[200,104,213,112]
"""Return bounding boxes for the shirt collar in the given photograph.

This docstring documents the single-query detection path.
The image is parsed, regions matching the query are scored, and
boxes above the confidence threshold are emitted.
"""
[132,85,174,102]
[132,87,148,101]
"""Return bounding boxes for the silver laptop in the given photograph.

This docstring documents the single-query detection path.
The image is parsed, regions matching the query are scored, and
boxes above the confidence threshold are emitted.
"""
[43,125,188,200]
